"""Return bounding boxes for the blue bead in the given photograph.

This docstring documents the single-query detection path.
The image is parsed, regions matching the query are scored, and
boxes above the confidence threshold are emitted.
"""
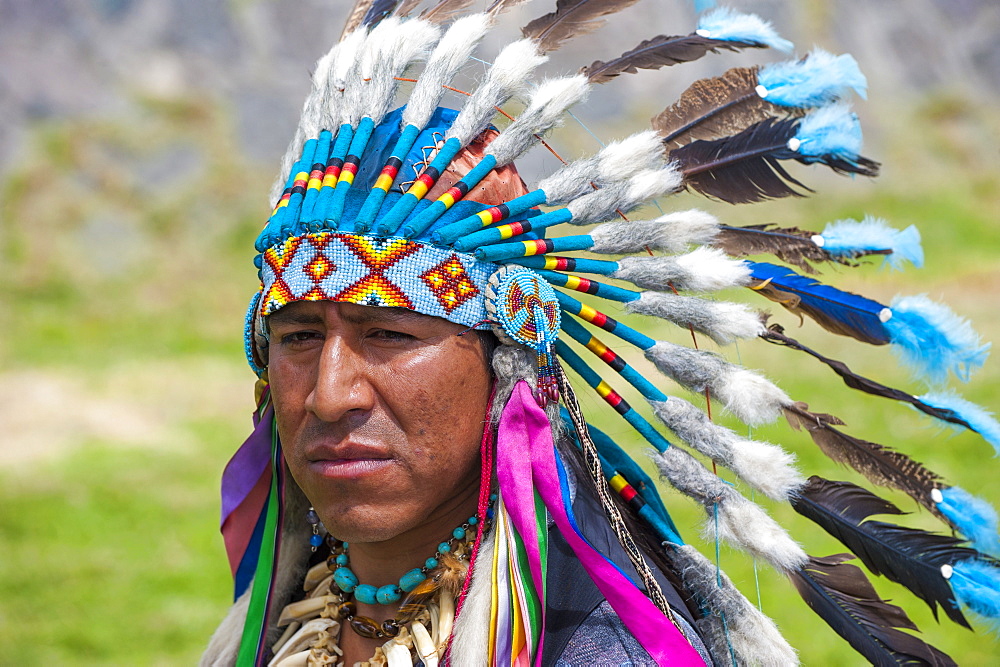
[376,585,402,604]
[305,509,319,524]
[438,542,451,553]
[486,508,495,519]
[333,567,358,593]
[452,527,466,540]
[468,517,478,526]
[400,568,426,593]
[354,584,378,605]
[335,554,349,566]
[309,533,324,547]
[424,557,439,570]
[489,493,498,502]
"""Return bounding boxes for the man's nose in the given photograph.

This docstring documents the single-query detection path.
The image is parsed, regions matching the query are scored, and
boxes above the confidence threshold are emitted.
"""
[304,337,376,422]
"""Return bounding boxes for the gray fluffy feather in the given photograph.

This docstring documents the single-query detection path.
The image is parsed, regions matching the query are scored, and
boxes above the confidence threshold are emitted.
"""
[486,75,590,166]
[566,167,679,224]
[490,343,563,437]
[446,39,547,146]
[644,340,790,425]
[626,291,764,345]
[536,131,666,205]
[403,13,493,130]
[590,209,719,255]
[536,155,604,205]
[613,248,751,293]
[343,18,439,127]
[670,544,799,666]
[651,447,807,572]
[565,180,631,223]
[649,398,804,501]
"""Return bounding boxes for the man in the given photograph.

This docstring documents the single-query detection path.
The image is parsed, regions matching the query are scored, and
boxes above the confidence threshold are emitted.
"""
[203,4,1000,666]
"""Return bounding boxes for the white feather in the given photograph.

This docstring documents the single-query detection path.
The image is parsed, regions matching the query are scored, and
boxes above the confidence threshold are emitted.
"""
[712,499,808,572]
[448,527,495,663]
[328,27,367,103]
[300,44,341,140]
[625,165,682,202]
[487,75,590,165]
[446,39,548,146]
[672,247,753,291]
[718,367,791,425]
[596,130,665,182]
[404,13,494,129]
[650,398,803,501]
[728,437,805,500]
[590,209,719,255]
[269,42,343,205]
[653,446,807,572]
[704,301,766,343]
[536,155,602,205]
[343,18,438,127]
[613,249,751,293]
[674,545,800,666]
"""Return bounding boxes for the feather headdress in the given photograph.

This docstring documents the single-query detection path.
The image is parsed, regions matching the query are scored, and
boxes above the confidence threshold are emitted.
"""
[217,2,1000,665]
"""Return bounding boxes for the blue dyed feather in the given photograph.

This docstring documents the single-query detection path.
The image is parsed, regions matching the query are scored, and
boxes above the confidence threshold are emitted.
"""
[758,49,868,107]
[696,7,793,53]
[951,559,1000,632]
[794,103,864,164]
[937,486,1000,557]
[749,261,891,345]
[919,391,1000,456]
[820,216,924,270]
[884,295,990,384]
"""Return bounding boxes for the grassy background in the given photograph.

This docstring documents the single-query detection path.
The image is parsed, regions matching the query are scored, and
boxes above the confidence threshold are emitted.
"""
[2,2,999,664]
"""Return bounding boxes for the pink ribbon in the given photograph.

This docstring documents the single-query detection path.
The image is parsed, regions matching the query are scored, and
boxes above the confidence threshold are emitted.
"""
[498,380,706,666]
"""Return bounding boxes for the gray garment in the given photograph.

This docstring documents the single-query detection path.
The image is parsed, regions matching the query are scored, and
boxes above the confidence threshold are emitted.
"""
[556,600,713,666]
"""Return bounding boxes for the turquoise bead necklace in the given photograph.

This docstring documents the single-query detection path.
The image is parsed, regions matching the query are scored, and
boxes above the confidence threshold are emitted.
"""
[306,493,497,607]
[331,512,483,605]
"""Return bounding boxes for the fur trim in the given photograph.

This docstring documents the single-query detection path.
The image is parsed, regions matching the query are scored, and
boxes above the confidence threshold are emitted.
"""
[650,398,804,501]
[448,525,497,662]
[671,544,799,666]
[613,248,751,293]
[651,447,807,572]
[626,291,764,345]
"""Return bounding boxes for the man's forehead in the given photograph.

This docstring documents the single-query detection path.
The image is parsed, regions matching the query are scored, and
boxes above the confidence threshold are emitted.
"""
[267,301,438,326]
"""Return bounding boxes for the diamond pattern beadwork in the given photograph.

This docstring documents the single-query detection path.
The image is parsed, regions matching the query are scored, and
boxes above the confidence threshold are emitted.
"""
[259,232,497,329]
[421,254,480,313]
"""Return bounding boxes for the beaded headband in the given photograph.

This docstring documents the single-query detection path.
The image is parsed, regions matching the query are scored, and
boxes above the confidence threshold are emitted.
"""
[229,6,1000,666]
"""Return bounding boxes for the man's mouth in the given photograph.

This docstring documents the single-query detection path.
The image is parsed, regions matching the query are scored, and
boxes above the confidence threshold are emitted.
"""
[305,443,394,480]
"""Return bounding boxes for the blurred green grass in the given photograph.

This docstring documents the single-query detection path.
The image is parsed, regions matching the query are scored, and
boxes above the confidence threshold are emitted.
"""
[1,87,998,664]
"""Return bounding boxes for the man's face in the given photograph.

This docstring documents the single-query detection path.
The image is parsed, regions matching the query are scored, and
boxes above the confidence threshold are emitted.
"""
[266,300,492,543]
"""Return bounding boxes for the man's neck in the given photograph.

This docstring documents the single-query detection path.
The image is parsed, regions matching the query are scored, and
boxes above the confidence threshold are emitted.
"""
[346,483,479,586]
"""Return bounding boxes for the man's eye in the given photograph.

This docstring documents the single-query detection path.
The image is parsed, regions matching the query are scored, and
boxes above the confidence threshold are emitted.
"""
[279,331,322,346]
[370,329,414,342]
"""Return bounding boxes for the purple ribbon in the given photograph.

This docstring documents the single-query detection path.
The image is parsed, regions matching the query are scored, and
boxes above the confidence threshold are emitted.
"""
[221,404,274,527]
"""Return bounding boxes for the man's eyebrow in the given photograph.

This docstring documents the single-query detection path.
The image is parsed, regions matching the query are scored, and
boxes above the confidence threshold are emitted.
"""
[339,307,429,325]
[267,310,325,327]
[267,306,431,327]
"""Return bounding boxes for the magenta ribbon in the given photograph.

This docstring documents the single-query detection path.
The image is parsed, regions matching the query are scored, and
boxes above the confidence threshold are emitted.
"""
[499,381,707,666]
[497,387,548,665]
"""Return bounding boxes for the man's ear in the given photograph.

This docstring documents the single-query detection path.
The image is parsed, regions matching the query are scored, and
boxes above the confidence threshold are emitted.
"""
[252,309,269,370]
